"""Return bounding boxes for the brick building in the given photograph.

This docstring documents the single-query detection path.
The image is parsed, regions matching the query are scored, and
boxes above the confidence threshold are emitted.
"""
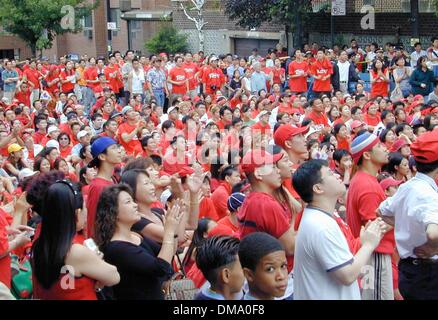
[0,0,437,61]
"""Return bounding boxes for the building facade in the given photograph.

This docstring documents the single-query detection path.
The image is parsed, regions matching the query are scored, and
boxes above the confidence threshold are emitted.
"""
[0,0,437,61]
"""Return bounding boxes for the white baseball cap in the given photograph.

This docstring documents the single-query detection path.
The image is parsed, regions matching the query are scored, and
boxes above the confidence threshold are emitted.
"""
[46,139,60,150]
[47,125,60,135]
[77,130,89,140]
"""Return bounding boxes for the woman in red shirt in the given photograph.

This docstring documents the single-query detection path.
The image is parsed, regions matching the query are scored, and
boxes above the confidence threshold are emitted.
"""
[370,59,390,98]
[333,123,351,152]
[44,66,61,97]
[32,180,119,300]
[57,132,73,160]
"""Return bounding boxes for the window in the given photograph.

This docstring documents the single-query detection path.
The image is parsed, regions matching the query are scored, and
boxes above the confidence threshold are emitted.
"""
[130,20,141,40]
[354,0,410,13]
[81,13,93,29]
[110,8,121,28]
[419,0,436,12]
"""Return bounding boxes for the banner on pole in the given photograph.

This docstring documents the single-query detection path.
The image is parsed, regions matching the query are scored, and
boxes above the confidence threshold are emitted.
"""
[331,0,346,16]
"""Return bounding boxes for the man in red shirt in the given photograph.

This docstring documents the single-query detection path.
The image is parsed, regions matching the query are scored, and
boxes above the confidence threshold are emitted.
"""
[289,50,309,94]
[104,55,122,95]
[23,60,40,105]
[310,50,333,96]
[83,57,99,111]
[252,110,271,136]
[117,106,143,157]
[210,165,241,220]
[274,124,310,166]
[14,82,32,107]
[305,98,330,134]
[86,137,122,237]
[202,56,226,96]
[237,149,296,273]
[33,115,49,146]
[216,106,233,131]
[168,56,189,106]
[347,132,394,300]
[183,53,199,99]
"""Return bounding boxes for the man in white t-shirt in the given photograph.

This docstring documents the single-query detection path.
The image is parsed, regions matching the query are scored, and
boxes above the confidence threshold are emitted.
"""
[411,42,428,68]
[292,159,386,300]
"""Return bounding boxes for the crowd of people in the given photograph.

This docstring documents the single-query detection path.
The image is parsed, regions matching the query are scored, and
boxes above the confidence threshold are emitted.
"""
[1,37,438,300]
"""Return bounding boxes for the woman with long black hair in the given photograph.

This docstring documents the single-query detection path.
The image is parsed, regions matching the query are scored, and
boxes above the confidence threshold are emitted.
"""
[95,184,183,300]
[31,180,120,300]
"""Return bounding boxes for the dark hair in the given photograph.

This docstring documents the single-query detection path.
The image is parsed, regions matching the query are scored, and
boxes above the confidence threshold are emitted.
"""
[417,56,427,70]
[395,123,409,136]
[333,149,351,163]
[120,169,149,201]
[210,156,226,179]
[380,110,393,122]
[161,120,175,133]
[141,135,154,149]
[372,58,386,73]
[333,123,346,137]
[220,165,238,181]
[150,154,163,167]
[415,158,438,174]
[79,166,89,186]
[123,157,153,172]
[182,217,214,267]
[33,156,49,172]
[424,115,437,131]
[379,129,393,142]
[292,159,327,203]
[351,106,362,116]
[32,181,82,288]
[196,236,240,285]
[219,106,232,117]
[231,179,249,193]
[238,232,284,271]
[53,158,67,171]
[95,184,133,247]
[383,152,405,174]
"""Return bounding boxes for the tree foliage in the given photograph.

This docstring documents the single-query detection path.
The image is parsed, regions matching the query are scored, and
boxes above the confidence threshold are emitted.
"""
[223,0,312,30]
[145,25,189,54]
[0,0,98,57]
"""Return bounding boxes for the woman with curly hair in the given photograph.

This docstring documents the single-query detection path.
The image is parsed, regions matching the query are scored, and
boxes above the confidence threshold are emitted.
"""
[95,184,184,300]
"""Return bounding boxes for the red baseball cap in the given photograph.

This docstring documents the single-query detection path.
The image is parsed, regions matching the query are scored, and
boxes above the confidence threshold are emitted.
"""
[350,120,365,130]
[274,125,309,149]
[241,149,283,174]
[178,166,195,178]
[390,137,409,153]
[379,178,402,191]
[410,130,438,163]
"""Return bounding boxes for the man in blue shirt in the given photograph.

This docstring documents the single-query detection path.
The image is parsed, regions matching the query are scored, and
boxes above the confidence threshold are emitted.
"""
[1,60,19,103]
[250,63,270,94]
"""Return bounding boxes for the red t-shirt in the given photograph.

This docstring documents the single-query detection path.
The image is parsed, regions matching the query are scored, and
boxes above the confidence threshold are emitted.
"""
[210,182,232,220]
[237,192,293,271]
[60,69,75,93]
[15,90,31,107]
[33,234,97,300]
[104,66,120,94]
[199,197,219,221]
[346,171,395,254]
[310,59,333,92]
[202,67,225,95]
[33,131,49,146]
[182,62,199,91]
[288,61,309,93]
[23,68,40,88]
[272,67,285,85]
[306,110,329,128]
[371,70,389,98]
[84,66,98,89]
[0,209,11,288]
[117,122,143,157]
[163,152,189,175]
[86,177,113,238]
[364,114,380,127]
[169,67,188,95]
[251,121,271,135]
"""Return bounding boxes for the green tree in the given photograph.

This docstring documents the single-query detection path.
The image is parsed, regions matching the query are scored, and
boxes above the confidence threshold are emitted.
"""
[145,25,189,54]
[0,0,98,58]
[223,0,315,49]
